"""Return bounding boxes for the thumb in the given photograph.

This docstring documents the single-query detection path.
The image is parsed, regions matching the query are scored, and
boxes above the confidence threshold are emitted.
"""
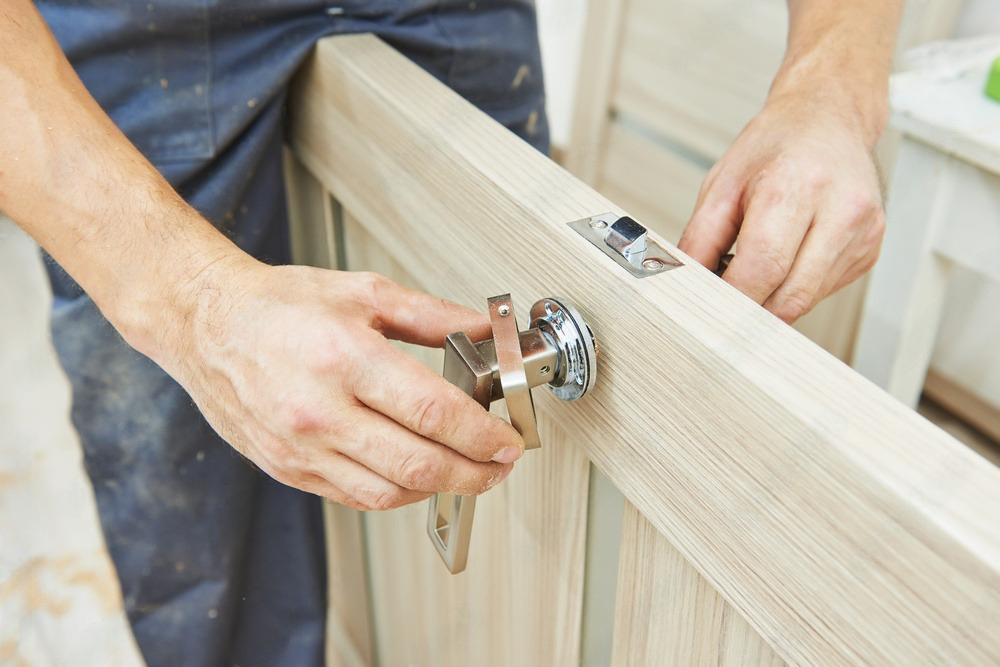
[368,275,490,347]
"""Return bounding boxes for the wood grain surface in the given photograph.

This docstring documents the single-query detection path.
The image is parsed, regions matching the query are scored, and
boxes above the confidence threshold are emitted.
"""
[341,214,592,666]
[288,34,1000,664]
[613,501,784,666]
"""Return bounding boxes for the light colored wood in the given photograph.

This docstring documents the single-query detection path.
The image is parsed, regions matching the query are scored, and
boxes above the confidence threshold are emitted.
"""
[322,503,374,667]
[284,147,340,270]
[580,466,626,667]
[925,372,1000,452]
[894,0,966,66]
[613,0,787,161]
[791,276,869,364]
[283,154,374,667]
[931,160,1000,283]
[340,214,592,666]
[595,121,705,244]
[288,35,1000,664]
[612,502,784,666]
[562,0,629,183]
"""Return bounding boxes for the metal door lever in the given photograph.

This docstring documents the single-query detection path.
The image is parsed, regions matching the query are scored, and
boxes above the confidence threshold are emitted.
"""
[427,294,598,574]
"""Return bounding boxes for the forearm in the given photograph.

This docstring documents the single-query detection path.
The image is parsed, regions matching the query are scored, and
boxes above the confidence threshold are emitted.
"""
[773,0,904,148]
[0,0,249,361]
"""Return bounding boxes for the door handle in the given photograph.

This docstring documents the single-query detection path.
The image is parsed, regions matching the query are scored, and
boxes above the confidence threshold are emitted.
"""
[427,294,598,574]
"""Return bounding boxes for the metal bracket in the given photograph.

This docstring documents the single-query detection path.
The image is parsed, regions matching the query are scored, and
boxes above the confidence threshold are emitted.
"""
[489,295,540,450]
[427,294,598,574]
[569,212,683,278]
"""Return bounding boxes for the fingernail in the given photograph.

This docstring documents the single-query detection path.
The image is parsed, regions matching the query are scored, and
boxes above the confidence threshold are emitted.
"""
[492,446,522,464]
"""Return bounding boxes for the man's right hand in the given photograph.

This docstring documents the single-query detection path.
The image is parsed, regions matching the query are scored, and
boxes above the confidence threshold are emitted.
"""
[2,0,523,511]
[163,261,524,511]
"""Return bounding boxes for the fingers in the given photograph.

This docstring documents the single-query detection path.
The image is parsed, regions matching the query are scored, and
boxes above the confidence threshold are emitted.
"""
[760,196,884,322]
[722,187,813,304]
[677,174,743,271]
[296,463,431,512]
[361,272,491,346]
[762,221,848,322]
[335,406,515,495]
[350,336,526,463]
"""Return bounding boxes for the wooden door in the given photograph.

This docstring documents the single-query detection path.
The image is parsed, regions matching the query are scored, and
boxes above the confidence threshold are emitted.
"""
[284,35,1000,666]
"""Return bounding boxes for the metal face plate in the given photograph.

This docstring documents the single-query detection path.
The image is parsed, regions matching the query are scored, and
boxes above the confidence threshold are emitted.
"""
[529,298,598,401]
[568,212,684,278]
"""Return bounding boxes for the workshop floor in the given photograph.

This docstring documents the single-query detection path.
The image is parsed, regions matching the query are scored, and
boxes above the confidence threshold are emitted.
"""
[0,217,142,666]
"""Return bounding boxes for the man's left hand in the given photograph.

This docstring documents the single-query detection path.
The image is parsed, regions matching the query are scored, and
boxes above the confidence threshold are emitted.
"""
[677,90,886,323]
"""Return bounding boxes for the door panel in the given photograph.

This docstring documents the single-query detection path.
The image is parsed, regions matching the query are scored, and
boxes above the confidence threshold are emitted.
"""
[614,0,787,161]
[613,502,784,666]
[286,35,1000,665]
[342,213,592,666]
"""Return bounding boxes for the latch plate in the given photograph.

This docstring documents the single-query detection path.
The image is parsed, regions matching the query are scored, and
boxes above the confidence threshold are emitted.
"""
[569,212,683,278]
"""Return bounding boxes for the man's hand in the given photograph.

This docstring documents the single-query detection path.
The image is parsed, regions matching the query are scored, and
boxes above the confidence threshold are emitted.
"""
[1,2,522,512]
[168,262,523,511]
[678,91,886,323]
[678,0,903,323]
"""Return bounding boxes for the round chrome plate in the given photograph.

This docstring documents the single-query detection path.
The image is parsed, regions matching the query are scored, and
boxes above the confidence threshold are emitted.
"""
[528,297,598,401]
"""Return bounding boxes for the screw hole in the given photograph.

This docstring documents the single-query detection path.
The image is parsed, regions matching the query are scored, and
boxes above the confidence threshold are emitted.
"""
[539,365,551,375]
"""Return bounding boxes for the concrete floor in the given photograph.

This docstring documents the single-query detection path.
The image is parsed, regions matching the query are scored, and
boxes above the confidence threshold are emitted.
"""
[0,216,142,666]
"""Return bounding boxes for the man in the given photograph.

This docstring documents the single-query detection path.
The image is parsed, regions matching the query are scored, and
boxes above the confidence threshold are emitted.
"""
[0,0,900,663]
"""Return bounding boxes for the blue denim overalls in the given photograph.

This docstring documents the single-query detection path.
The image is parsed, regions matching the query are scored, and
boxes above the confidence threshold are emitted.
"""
[34,1,549,664]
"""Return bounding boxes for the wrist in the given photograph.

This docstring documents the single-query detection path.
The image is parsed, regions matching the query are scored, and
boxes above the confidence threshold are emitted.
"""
[767,44,890,151]
[109,215,261,373]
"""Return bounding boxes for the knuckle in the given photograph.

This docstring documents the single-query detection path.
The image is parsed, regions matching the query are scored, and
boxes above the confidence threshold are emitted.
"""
[773,290,813,322]
[369,486,405,512]
[867,210,887,244]
[859,247,882,275]
[339,496,371,512]
[754,247,794,288]
[277,398,323,436]
[308,328,347,371]
[354,271,392,310]
[393,449,441,491]
[842,192,882,229]
[268,456,306,487]
[409,393,450,440]
[750,182,786,210]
